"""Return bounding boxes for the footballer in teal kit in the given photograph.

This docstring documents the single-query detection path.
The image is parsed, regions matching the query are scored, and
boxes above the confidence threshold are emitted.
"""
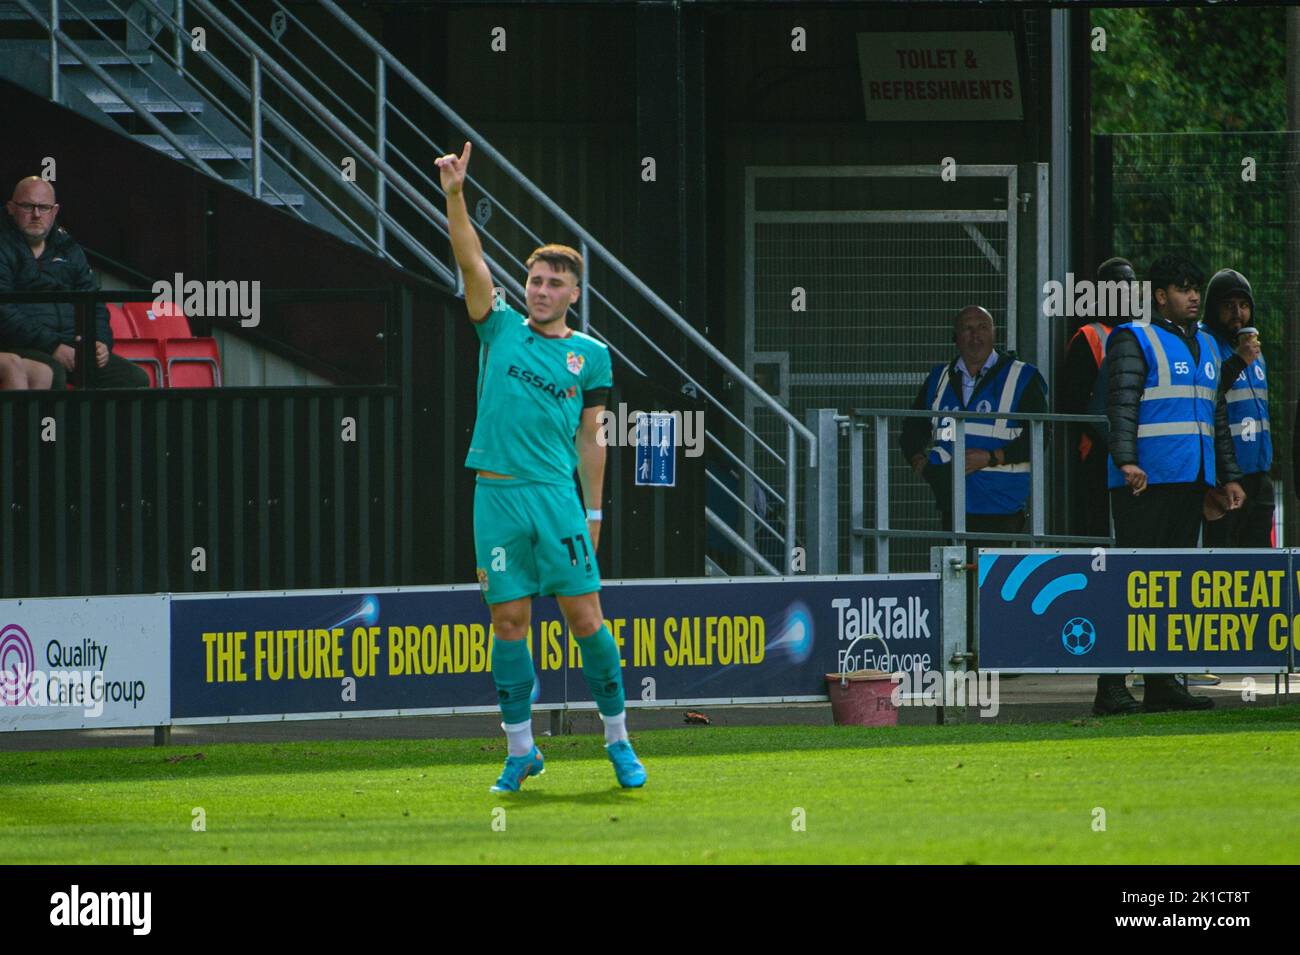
[436,141,646,793]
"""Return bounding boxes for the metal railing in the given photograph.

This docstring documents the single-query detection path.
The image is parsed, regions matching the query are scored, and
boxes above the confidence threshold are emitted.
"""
[19,0,307,210]
[14,0,818,572]
[0,285,416,599]
[0,285,392,387]
[837,407,1114,573]
[309,0,817,574]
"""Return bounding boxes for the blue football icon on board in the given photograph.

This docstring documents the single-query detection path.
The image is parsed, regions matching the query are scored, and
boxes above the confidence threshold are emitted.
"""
[1061,617,1096,656]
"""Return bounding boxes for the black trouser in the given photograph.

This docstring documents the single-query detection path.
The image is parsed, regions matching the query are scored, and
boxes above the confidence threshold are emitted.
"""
[12,347,149,390]
[1103,482,1205,692]
[1203,472,1274,548]
[1110,482,1204,548]
[1072,448,1112,540]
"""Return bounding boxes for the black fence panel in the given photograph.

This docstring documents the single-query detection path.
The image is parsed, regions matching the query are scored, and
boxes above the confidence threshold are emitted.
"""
[0,388,403,598]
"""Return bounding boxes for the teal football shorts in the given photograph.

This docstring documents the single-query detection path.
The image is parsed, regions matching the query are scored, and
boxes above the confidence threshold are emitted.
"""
[473,475,600,604]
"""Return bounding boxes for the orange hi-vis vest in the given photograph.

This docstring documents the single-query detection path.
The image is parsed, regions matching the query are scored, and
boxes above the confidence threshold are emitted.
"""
[1072,322,1110,460]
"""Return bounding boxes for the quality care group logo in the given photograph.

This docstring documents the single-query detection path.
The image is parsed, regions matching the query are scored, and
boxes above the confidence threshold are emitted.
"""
[0,623,35,705]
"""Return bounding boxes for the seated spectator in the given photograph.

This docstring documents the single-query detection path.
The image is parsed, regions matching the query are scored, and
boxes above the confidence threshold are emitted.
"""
[0,177,148,389]
[0,350,53,389]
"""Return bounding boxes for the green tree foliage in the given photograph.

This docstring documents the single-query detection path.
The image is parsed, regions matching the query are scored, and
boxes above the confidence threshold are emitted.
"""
[1092,6,1285,134]
[1092,7,1291,471]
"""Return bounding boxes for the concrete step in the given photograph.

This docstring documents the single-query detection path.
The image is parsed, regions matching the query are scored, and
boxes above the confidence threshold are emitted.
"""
[136,134,252,160]
[224,180,306,208]
[60,49,155,68]
[86,88,203,114]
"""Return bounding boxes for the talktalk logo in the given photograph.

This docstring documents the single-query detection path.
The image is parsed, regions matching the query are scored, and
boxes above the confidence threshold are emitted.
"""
[0,623,35,705]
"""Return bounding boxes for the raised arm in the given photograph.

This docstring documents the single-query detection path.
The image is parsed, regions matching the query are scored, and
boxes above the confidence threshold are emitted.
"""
[436,142,495,323]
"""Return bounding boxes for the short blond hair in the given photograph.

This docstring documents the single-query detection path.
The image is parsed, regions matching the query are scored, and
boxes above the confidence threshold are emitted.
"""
[524,244,583,284]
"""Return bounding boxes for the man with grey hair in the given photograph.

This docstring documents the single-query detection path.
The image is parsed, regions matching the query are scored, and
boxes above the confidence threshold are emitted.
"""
[0,177,147,389]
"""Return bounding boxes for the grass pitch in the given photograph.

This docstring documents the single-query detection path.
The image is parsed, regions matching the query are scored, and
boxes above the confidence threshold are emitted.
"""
[2,705,1298,864]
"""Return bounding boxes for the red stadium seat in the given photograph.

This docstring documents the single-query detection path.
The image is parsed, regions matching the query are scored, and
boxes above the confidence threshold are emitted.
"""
[107,303,135,339]
[122,300,193,339]
[164,338,222,388]
[112,338,165,388]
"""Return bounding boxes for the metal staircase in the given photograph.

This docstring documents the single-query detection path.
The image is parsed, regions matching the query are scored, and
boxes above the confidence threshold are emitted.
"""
[0,0,820,576]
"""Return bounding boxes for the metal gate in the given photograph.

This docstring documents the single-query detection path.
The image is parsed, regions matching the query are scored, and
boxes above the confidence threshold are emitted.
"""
[744,164,1049,573]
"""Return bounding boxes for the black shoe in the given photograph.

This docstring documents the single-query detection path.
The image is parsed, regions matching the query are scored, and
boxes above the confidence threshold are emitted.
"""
[1143,676,1215,712]
[1093,681,1142,716]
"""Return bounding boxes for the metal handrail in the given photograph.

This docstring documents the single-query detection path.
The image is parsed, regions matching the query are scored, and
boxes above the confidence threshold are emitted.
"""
[705,508,780,577]
[15,0,217,178]
[706,469,783,542]
[706,428,785,506]
[59,0,300,216]
[126,0,306,217]
[182,3,638,384]
[314,0,815,455]
[16,0,815,574]
[61,0,347,226]
[312,0,815,576]
[208,0,526,293]
[267,0,377,99]
[130,0,405,245]
[0,285,392,389]
[845,406,1114,573]
[580,324,646,380]
[231,0,377,138]
[853,407,1107,423]
[583,282,786,464]
[121,0,446,273]
[189,0,477,279]
[131,0,455,281]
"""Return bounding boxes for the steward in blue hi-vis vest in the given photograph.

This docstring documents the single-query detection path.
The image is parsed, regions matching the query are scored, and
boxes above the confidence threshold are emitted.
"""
[1199,265,1271,478]
[922,354,1041,514]
[1212,335,1272,475]
[1106,322,1219,489]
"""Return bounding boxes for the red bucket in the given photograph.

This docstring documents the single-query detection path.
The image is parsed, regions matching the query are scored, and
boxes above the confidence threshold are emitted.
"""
[825,669,899,727]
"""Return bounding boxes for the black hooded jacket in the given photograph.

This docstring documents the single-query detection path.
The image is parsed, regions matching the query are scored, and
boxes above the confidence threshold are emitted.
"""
[1201,269,1255,346]
[1199,269,1256,454]
[1106,311,1242,486]
[0,216,112,353]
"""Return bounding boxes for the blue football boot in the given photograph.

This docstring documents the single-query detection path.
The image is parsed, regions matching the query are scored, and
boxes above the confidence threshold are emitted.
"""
[606,739,647,788]
[489,745,545,793]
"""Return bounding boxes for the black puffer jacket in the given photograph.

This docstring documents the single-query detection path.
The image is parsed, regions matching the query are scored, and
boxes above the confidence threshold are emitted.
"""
[1106,314,1242,485]
[0,217,112,353]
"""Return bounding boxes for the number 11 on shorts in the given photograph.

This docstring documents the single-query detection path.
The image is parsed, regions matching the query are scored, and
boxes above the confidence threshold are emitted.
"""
[560,534,590,568]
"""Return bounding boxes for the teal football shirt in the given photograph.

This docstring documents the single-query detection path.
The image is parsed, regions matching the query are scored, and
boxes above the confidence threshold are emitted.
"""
[465,304,613,486]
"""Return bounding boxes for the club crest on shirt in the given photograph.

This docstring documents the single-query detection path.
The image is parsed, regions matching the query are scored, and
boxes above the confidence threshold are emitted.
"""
[476,567,489,591]
[566,351,584,375]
